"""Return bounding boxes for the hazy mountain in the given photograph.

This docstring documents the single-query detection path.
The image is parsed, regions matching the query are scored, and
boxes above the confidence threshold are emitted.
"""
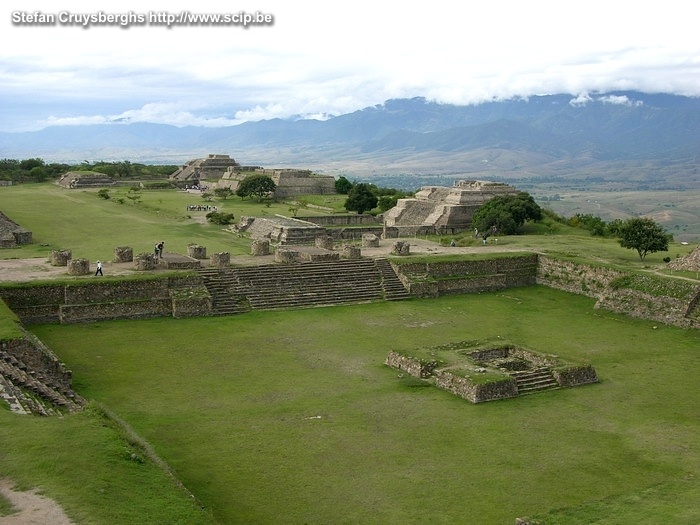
[1,91,699,189]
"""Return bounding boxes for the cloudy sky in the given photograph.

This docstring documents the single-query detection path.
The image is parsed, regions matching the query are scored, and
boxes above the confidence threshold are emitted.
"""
[2,0,699,132]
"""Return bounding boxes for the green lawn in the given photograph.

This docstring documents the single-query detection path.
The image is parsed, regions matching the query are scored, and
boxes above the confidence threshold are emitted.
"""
[1,183,699,524]
[0,184,346,261]
[7,287,697,524]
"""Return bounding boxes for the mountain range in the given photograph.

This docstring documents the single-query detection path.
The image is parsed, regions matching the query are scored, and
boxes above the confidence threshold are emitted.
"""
[2,91,699,190]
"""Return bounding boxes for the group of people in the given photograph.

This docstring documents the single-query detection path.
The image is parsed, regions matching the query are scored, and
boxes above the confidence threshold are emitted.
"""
[154,241,165,259]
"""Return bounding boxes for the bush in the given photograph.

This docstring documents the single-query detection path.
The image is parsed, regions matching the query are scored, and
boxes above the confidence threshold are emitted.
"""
[206,211,235,225]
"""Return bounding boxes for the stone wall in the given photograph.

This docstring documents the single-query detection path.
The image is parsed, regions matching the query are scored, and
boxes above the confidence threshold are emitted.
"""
[394,255,538,298]
[0,275,208,324]
[537,256,700,329]
[433,370,518,403]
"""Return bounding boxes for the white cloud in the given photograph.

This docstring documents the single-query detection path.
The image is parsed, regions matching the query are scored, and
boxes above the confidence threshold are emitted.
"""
[2,0,700,131]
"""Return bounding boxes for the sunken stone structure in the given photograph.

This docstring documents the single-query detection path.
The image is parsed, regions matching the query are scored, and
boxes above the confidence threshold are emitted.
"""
[386,341,599,403]
[0,211,32,248]
[382,180,520,235]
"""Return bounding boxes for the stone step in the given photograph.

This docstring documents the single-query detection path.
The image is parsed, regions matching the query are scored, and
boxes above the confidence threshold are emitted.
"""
[197,257,410,315]
[510,368,560,394]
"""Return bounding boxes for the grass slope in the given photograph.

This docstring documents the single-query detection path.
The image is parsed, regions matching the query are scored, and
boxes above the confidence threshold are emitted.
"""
[16,288,700,524]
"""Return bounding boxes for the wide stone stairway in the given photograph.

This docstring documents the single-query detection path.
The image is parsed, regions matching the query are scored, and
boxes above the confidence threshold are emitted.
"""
[198,258,410,315]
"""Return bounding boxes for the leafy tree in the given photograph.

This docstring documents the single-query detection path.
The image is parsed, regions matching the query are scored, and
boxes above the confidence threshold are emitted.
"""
[335,176,353,195]
[214,187,234,200]
[378,195,400,212]
[472,192,543,236]
[236,174,277,202]
[617,217,671,260]
[344,183,378,214]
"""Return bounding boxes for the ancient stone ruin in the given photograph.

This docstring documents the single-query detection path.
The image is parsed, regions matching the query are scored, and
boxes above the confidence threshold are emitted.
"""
[382,179,520,235]
[169,154,242,185]
[386,340,598,403]
[57,171,115,189]
[217,167,336,199]
[235,215,327,245]
[668,244,700,271]
[0,211,32,248]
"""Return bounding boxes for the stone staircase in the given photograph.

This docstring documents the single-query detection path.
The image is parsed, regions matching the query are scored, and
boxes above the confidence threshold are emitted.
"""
[197,268,252,316]
[375,258,411,301]
[0,352,84,414]
[509,367,560,395]
[198,258,410,315]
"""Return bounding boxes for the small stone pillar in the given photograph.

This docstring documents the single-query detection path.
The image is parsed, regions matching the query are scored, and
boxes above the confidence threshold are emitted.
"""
[67,258,90,275]
[392,241,410,256]
[134,253,156,271]
[342,245,362,259]
[211,252,230,268]
[315,235,334,250]
[251,239,270,256]
[50,249,72,266]
[187,244,207,259]
[362,234,380,248]
[114,246,133,263]
[275,248,299,264]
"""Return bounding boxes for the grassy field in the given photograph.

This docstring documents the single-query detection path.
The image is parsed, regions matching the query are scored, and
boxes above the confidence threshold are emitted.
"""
[1,183,699,524]
[0,183,344,261]
[8,289,699,524]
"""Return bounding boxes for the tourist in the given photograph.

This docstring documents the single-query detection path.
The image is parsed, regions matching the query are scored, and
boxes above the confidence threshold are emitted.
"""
[95,260,103,276]
[158,241,164,258]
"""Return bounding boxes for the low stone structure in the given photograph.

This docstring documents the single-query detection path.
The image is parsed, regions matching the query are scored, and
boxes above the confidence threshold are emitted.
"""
[50,249,72,266]
[57,171,115,189]
[383,180,520,235]
[341,245,361,259]
[386,341,598,403]
[392,241,410,256]
[251,239,270,256]
[114,246,133,263]
[0,211,32,248]
[211,252,230,268]
[235,215,327,245]
[187,244,207,259]
[134,253,157,271]
[67,258,90,276]
[217,167,336,199]
[362,234,380,248]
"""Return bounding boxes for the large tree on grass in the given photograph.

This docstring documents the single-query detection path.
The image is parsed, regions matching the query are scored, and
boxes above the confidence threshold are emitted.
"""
[471,192,543,237]
[236,174,277,202]
[344,183,378,214]
[617,217,671,260]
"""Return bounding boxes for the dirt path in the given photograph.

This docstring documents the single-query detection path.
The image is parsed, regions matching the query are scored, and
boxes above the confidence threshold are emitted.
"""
[0,479,74,525]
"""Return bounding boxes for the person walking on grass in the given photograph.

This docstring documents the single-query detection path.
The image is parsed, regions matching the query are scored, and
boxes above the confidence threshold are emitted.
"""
[95,260,103,276]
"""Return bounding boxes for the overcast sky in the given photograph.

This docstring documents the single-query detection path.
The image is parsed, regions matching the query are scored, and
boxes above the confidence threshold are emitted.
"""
[2,0,699,132]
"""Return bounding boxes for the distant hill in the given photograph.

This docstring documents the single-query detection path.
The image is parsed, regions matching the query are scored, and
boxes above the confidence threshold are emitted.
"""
[1,91,699,190]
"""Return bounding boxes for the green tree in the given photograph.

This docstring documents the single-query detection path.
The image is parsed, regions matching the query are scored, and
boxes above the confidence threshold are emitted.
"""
[472,192,542,236]
[214,187,234,200]
[617,217,671,260]
[344,183,378,214]
[236,175,277,202]
[335,176,353,195]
